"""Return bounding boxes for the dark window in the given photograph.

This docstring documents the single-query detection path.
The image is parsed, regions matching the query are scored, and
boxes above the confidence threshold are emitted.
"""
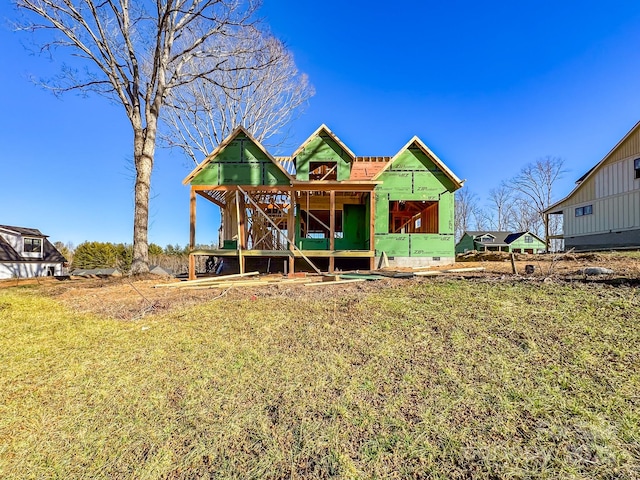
[23,237,42,253]
[635,158,640,179]
[524,235,533,243]
[576,205,592,217]
[480,236,493,243]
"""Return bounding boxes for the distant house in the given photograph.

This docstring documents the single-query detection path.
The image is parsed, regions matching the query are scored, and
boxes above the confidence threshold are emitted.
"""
[455,231,546,254]
[544,121,640,251]
[71,268,122,277]
[0,225,67,279]
[149,265,173,276]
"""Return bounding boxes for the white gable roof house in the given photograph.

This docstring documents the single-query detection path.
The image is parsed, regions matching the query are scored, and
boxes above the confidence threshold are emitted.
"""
[0,225,67,279]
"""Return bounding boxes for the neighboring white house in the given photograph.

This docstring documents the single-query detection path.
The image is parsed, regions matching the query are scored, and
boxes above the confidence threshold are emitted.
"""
[0,225,67,279]
[544,121,640,252]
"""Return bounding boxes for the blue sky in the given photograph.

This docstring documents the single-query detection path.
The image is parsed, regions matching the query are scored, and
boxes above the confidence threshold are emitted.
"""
[2,1,640,248]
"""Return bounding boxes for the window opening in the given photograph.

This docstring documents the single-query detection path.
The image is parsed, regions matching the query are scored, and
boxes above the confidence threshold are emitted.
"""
[309,161,337,181]
[388,200,438,234]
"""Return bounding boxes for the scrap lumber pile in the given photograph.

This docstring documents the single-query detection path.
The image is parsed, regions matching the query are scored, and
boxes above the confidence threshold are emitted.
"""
[154,271,381,290]
[154,267,486,290]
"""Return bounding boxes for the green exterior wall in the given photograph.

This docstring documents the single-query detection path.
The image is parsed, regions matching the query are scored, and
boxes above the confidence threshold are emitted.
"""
[338,204,367,250]
[190,133,289,186]
[374,147,456,258]
[507,235,545,253]
[294,135,352,181]
[455,234,476,254]
[295,202,369,251]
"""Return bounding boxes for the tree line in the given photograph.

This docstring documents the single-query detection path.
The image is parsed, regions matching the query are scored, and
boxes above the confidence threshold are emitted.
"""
[56,241,215,274]
[455,156,565,245]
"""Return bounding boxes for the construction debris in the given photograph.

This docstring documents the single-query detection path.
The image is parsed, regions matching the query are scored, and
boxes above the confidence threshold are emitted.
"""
[578,267,614,276]
[153,265,489,291]
[155,271,260,288]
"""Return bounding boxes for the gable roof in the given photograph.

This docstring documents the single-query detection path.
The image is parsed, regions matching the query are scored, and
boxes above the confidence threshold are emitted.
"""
[372,136,464,189]
[0,226,67,263]
[42,238,67,262]
[0,225,45,237]
[464,231,512,245]
[545,119,640,213]
[0,236,21,262]
[503,231,545,244]
[290,124,356,161]
[182,126,294,185]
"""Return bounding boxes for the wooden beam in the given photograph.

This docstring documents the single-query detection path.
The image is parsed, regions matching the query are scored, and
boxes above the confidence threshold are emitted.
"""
[190,187,196,249]
[188,254,196,281]
[155,271,260,288]
[235,191,245,274]
[370,191,376,270]
[191,185,291,193]
[288,191,296,275]
[238,192,247,249]
[189,187,197,280]
[291,181,380,192]
[329,190,335,273]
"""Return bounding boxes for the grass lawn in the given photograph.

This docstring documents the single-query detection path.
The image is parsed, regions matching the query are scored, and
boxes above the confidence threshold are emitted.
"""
[0,280,638,479]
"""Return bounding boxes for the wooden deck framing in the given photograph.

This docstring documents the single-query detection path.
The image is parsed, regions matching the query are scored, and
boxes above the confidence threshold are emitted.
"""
[188,183,377,280]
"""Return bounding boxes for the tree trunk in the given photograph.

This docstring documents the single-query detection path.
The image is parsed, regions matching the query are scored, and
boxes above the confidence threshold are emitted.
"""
[130,122,156,274]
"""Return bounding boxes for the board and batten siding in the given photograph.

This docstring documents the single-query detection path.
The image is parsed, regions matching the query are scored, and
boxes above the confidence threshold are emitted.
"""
[561,153,640,237]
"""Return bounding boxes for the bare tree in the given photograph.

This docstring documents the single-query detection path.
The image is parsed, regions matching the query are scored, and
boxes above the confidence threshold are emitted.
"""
[505,156,566,247]
[163,31,314,164]
[455,188,483,241]
[487,185,514,231]
[14,0,260,273]
[509,197,543,235]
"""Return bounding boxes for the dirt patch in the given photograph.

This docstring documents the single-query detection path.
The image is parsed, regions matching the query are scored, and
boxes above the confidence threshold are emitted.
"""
[3,252,638,320]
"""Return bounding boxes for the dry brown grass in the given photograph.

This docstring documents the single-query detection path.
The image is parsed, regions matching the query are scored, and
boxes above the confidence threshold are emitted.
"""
[1,275,638,479]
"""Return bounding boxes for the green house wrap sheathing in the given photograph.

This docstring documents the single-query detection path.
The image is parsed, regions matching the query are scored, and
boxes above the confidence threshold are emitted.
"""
[294,135,352,181]
[190,133,289,186]
[374,146,456,258]
[508,234,545,252]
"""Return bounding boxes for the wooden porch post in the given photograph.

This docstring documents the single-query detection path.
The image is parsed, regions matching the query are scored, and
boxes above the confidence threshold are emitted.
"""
[188,187,197,280]
[235,190,245,274]
[329,190,336,273]
[370,191,376,270]
[288,190,296,275]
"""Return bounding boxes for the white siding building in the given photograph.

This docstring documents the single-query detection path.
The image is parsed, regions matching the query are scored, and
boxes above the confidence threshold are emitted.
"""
[0,225,67,279]
[545,121,640,251]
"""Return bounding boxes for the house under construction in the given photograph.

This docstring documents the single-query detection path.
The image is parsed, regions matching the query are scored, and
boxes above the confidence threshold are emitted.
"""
[183,125,463,279]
